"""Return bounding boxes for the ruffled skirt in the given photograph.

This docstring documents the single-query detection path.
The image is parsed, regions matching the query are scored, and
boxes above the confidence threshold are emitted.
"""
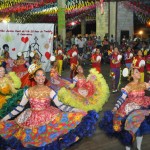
[0,110,99,149]
[99,109,150,146]
[0,88,27,119]
[50,77,72,92]
[58,69,109,112]
[12,64,28,78]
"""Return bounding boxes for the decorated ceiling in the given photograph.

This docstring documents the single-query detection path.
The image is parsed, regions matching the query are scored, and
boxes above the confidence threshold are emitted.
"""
[0,0,149,26]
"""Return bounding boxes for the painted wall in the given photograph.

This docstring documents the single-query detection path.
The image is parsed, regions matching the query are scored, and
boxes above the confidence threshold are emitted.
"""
[117,2,134,43]
[96,2,134,44]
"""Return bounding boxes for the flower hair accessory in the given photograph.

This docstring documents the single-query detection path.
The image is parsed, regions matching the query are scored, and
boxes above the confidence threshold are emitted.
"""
[30,52,35,57]
[96,55,101,61]
[122,68,129,77]
[28,63,41,77]
[72,51,77,57]
[139,60,145,67]
[92,48,96,54]
[30,50,37,57]
[17,52,23,57]
[129,53,133,58]
[58,50,62,55]
[50,55,56,62]
[117,55,122,61]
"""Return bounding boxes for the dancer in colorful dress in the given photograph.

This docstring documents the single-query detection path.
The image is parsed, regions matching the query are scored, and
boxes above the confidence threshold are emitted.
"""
[3,51,14,72]
[110,47,122,93]
[91,48,102,73]
[0,64,98,149]
[31,51,41,65]
[124,46,133,70]
[21,51,44,88]
[50,60,71,92]
[108,45,113,56]
[58,65,109,112]
[99,68,150,150]
[132,50,145,82]
[12,52,28,78]
[55,45,64,76]
[124,46,134,81]
[67,44,79,79]
[146,50,150,82]
[0,66,21,115]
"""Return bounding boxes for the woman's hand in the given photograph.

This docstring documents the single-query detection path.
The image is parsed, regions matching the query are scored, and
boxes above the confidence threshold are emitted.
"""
[0,117,7,122]
[112,108,117,114]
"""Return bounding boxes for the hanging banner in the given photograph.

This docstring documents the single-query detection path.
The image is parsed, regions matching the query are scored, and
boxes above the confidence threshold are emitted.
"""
[0,23,54,72]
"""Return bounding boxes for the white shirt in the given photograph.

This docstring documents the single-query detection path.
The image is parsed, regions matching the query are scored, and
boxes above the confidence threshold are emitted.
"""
[78,39,84,48]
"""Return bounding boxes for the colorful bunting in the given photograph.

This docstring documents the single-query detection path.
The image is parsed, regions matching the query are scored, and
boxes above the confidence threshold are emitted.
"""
[0,0,149,24]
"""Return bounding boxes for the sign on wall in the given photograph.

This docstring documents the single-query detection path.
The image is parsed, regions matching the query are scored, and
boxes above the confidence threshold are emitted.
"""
[0,23,54,72]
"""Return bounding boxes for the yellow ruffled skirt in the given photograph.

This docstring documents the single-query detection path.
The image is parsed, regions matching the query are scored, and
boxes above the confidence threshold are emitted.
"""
[58,69,110,112]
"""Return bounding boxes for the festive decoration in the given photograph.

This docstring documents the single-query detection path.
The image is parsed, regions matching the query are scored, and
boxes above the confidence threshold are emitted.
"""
[21,37,29,43]
[0,0,149,26]
[29,51,35,58]
[100,0,104,15]
[17,52,23,57]
[117,55,122,61]
[122,68,129,77]
[121,1,150,24]
[45,52,51,60]
[50,55,55,61]
[0,0,24,11]
[28,63,41,75]
[0,3,43,13]
[139,60,145,67]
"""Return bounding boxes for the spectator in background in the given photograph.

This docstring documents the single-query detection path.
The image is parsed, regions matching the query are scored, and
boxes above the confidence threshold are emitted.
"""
[66,37,71,51]
[71,35,75,46]
[87,37,94,51]
[110,34,114,44]
[82,34,87,53]
[96,36,102,48]
[77,36,85,55]
[75,36,79,47]
[132,50,145,82]
[67,44,79,79]
[57,35,63,48]
[124,46,133,70]
[141,41,149,56]
[3,51,14,72]
[146,50,150,82]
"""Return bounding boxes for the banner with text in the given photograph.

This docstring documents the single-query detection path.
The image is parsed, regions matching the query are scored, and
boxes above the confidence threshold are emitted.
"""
[0,23,54,72]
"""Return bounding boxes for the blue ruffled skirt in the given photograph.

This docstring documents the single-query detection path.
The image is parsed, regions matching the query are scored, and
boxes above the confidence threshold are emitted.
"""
[99,110,150,146]
[0,110,99,150]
